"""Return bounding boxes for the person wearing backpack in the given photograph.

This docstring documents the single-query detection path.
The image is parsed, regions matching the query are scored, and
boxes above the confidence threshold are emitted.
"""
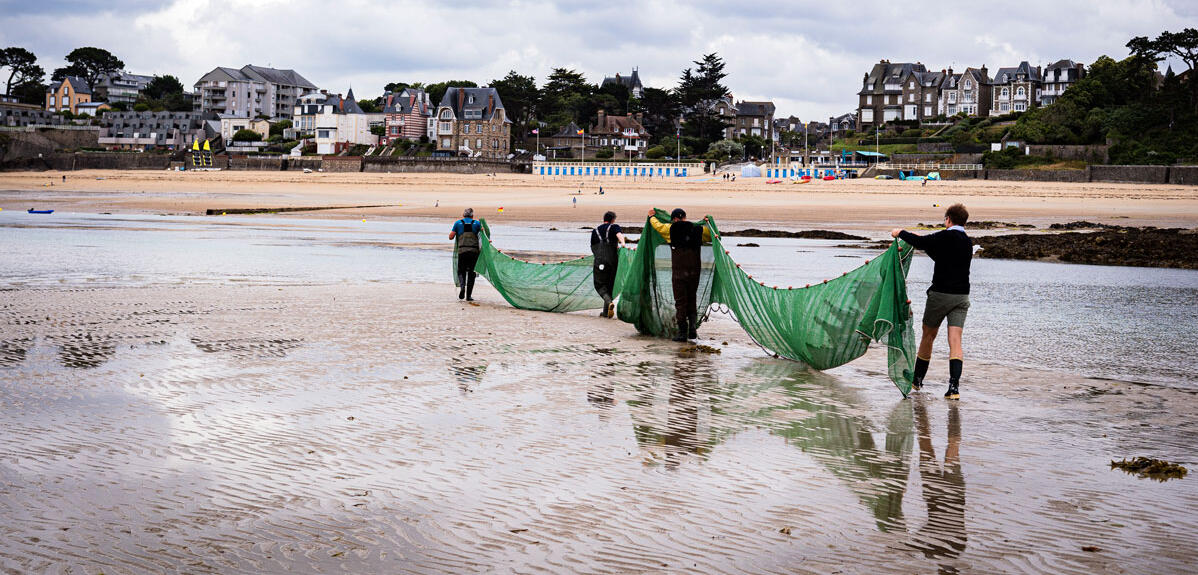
[449,208,483,301]
[591,211,627,318]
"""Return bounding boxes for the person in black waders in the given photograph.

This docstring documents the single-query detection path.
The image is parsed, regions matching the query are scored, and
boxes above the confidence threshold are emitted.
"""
[648,208,711,342]
[591,211,627,318]
[448,208,482,301]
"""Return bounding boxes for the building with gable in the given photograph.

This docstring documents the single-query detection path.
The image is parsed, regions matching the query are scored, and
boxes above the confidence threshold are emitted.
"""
[601,69,644,98]
[856,61,928,128]
[1041,60,1086,105]
[95,72,154,105]
[990,61,1041,115]
[381,88,434,145]
[589,110,649,157]
[193,65,317,120]
[939,67,991,117]
[434,87,511,159]
[45,76,92,114]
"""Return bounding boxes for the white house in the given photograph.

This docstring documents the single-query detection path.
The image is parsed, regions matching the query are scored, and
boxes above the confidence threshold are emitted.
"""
[311,88,377,155]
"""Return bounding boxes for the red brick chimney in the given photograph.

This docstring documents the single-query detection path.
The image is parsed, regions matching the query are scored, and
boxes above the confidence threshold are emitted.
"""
[457,89,464,115]
[488,93,494,117]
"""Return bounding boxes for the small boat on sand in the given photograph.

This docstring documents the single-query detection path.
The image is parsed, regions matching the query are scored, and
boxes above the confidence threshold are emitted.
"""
[27,209,54,214]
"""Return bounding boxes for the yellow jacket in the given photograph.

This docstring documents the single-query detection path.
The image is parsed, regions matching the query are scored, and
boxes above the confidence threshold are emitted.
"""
[649,217,712,244]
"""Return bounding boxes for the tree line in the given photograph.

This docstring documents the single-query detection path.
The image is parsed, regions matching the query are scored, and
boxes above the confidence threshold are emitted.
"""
[0,46,190,113]
[1003,28,1197,164]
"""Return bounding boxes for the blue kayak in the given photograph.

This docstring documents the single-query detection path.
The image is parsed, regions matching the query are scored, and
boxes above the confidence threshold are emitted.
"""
[27,209,54,214]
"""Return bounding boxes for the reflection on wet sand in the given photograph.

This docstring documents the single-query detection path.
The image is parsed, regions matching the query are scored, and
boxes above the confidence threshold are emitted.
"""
[449,357,488,393]
[55,333,116,369]
[0,338,31,367]
[746,361,914,532]
[624,350,715,468]
[909,398,967,573]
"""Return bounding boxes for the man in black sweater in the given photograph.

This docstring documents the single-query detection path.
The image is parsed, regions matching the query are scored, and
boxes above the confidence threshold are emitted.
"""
[890,204,972,399]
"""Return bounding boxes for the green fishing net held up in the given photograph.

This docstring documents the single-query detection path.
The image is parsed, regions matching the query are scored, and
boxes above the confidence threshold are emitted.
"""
[458,211,917,396]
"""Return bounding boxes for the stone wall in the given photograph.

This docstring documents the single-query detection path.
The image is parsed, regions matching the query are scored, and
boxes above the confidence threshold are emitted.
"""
[1168,166,1198,185]
[322,156,363,173]
[362,156,521,174]
[229,156,285,171]
[0,126,100,162]
[289,157,323,172]
[1026,144,1109,163]
[1089,165,1168,183]
[985,169,1088,182]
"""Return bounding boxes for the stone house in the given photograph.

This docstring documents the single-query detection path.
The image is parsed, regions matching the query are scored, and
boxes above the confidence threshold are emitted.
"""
[990,61,1041,115]
[589,110,649,157]
[45,76,92,114]
[857,61,928,129]
[732,101,776,140]
[95,72,154,105]
[434,87,510,159]
[939,67,991,117]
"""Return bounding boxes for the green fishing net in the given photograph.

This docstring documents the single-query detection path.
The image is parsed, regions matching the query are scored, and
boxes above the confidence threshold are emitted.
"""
[457,211,916,396]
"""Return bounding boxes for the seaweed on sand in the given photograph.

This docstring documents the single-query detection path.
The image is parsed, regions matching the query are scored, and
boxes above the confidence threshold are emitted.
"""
[1111,457,1188,481]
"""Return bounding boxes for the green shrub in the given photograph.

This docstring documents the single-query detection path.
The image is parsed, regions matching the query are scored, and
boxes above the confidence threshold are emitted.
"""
[645,145,666,159]
[233,129,262,142]
[595,148,614,159]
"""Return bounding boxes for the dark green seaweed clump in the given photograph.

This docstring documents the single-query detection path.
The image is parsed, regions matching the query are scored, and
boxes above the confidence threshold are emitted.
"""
[1111,457,1188,481]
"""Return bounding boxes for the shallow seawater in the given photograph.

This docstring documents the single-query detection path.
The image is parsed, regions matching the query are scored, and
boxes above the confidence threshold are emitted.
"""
[2,211,1196,388]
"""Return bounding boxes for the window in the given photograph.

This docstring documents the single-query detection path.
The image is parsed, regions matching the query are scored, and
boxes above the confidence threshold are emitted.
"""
[441,138,450,147]
[909,81,914,88]
[924,106,932,116]
[866,95,872,105]
[475,138,482,149]
[476,124,483,134]
[908,93,914,102]
[440,110,453,120]
[1000,87,1009,98]
[1016,87,1026,98]
[468,94,475,104]
[1000,102,1010,112]
[318,130,330,138]
[491,138,498,148]
[964,80,972,90]
[1014,103,1026,112]
[925,93,932,102]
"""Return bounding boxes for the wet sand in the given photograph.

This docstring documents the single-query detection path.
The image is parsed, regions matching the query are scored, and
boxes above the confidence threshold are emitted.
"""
[3,170,1197,232]
[2,283,1196,573]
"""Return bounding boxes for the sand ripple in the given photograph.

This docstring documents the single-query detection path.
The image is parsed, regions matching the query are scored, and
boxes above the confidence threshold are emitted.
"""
[1,284,1196,573]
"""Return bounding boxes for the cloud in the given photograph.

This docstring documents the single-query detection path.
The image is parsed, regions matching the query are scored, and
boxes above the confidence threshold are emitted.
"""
[1,0,1194,120]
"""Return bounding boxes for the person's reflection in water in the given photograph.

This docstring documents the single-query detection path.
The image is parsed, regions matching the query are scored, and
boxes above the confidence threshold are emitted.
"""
[909,398,967,573]
[448,358,488,395]
[663,352,709,470]
[586,366,618,422]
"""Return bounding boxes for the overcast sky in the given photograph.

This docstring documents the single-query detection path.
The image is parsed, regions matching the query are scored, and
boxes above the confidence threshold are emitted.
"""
[2,0,1195,120]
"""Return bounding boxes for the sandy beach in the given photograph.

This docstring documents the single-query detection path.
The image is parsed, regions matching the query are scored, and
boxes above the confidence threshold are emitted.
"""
[2,170,1197,573]
[3,170,1198,231]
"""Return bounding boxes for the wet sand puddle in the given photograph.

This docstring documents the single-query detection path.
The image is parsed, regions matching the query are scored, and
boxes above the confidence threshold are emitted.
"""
[1,284,1196,573]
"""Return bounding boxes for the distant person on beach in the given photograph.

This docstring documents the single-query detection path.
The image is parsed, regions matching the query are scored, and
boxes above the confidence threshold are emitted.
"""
[449,208,483,301]
[573,196,577,208]
[648,208,711,342]
[591,211,627,318]
[891,203,972,399]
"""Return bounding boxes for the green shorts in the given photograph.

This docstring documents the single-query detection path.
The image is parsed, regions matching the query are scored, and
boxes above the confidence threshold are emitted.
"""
[923,290,970,328]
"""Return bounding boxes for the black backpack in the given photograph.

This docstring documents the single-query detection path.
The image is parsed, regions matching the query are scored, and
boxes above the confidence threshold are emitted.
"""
[457,219,480,254]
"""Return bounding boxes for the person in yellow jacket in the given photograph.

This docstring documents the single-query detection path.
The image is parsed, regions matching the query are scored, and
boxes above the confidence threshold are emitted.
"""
[647,208,711,341]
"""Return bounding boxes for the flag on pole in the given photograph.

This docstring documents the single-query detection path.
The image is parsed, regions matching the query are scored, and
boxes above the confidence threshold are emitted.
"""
[576,129,584,135]
[532,129,538,134]
[497,206,504,213]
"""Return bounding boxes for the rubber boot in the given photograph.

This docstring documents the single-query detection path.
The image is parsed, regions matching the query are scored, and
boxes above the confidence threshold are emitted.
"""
[465,272,476,301]
[672,318,689,342]
[458,272,466,300]
[687,312,698,340]
[600,296,612,318]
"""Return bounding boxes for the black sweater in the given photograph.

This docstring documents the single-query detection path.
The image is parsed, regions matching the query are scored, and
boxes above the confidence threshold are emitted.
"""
[898,229,972,294]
